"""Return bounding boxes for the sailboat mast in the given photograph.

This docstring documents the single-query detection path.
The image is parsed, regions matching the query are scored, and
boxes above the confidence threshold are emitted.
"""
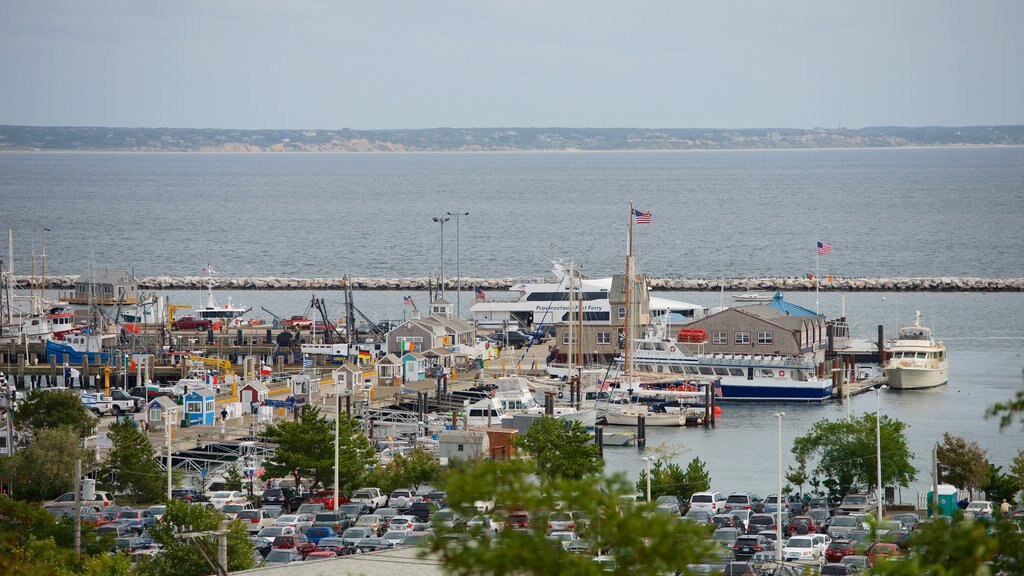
[40,226,46,306]
[576,264,583,384]
[623,203,634,382]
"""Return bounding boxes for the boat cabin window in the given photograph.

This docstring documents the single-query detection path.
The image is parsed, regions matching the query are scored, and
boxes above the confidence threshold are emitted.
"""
[728,368,744,376]
[713,368,729,376]
[699,367,715,375]
[469,408,500,417]
[760,369,776,377]
[684,367,700,375]
[670,366,685,374]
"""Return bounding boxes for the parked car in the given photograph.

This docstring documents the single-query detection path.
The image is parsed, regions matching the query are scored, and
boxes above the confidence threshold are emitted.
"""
[488,330,533,348]
[866,541,902,565]
[546,510,586,534]
[465,514,503,536]
[309,490,347,510]
[209,490,248,511]
[731,534,773,560]
[546,530,579,550]
[826,514,861,539]
[711,527,742,548]
[236,509,276,533]
[271,533,316,556]
[113,536,154,555]
[430,508,463,530]
[807,508,830,530]
[689,491,727,515]
[261,487,304,513]
[747,513,776,534]
[964,500,995,519]
[273,513,315,533]
[387,488,421,510]
[172,316,212,331]
[107,389,145,412]
[312,511,352,533]
[787,515,819,536]
[304,526,337,546]
[355,537,395,553]
[712,513,745,530]
[171,488,209,503]
[296,502,326,516]
[284,315,313,329]
[340,526,375,546]
[222,502,256,520]
[655,502,682,517]
[96,523,134,538]
[683,509,715,525]
[350,487,388,511]
[354,514,385,536]
[724,492,763,513]
[263,548,303,566]
[311,536,351,556]
[890,512,920,532]
[381,530,408,547]
[820,564,855,575]
[840,555,870,572]
[374,507,399,524]
[115,509,156,534]
[825,538,857,563]
[838,494,875,515]
[409,501,442,522]
[145,505,167,522]
[388,515,419,534]
[45,490,115,509]
[782,535,821,563]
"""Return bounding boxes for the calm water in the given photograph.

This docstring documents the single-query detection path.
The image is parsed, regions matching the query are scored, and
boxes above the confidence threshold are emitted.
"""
[2,148,1023,279]
[4,149,1023,502]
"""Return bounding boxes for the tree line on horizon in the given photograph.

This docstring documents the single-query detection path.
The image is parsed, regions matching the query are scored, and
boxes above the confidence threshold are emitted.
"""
[1,124,1023,152]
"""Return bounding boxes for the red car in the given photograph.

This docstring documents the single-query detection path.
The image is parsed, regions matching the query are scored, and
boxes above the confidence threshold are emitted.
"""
[824,539,856,563]
[867,541,902,565]
[309,490,348,510]
[786,515,819,536]
[271,534,316,558]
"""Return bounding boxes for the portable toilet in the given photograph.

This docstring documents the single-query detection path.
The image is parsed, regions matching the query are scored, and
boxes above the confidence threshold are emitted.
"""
[926,483,958,517]
[183,388,217,426]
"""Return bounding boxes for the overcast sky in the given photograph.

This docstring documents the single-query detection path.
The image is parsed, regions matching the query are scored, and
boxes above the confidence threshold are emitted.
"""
[1,0,1021,130]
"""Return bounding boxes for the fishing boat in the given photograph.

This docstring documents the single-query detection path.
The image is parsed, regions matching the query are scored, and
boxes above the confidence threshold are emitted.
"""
[193,263,251,324]
[883,311,948,390]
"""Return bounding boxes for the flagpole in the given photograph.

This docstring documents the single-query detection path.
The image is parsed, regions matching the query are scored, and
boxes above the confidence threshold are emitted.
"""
[815,249,820,315]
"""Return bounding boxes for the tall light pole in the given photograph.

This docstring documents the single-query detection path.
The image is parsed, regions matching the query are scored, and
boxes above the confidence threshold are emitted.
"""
[775,412,785,561]
[642,456,652,502]
[432,216,450,298]
[875,384,887,520]
[447,211,469,317]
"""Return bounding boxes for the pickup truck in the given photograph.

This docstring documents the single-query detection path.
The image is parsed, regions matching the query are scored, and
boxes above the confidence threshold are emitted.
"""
[350,487,387,511]
[838,493,875,515]
[284,315,313,329]
[172,316,213,331]
[80,393,138,417]
[107,389,145,412]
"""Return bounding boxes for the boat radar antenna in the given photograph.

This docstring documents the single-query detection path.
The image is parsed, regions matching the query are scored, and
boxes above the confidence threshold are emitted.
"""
[203,262,220,309]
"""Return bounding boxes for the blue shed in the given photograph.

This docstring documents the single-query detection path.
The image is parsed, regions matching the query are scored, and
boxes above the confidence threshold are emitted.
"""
[183,388,217,426]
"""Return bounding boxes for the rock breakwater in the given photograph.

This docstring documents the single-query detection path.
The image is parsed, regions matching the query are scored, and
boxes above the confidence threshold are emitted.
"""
[28,275,1024,292]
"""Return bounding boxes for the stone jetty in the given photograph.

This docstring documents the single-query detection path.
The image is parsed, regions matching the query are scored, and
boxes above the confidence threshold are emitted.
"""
[26,275,1024,292]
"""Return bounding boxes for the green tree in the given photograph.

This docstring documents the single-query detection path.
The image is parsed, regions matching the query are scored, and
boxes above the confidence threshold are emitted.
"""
[0,427,95,501]
[791,412,916,499]
[261,406,375,491]
[512,416,602,483]
[636,457,711,502]
[364,446,441,493]
[104,419,164,503]
[936,432,989,498]
[140,499,254,576]
[785,452,810,497]
[870,514,1024,575]
[14,390,97,441]
[429,458,716,576]
[980,463,1019,504]
[1011,448,1024,497]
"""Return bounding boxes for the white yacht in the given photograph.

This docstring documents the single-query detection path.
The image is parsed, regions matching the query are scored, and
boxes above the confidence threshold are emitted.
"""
[883,311,948,390]
[470,260,714,330]
[193,263,251,324]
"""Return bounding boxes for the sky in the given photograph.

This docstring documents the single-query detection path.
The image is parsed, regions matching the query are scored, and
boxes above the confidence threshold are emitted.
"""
[0,0,1021,130]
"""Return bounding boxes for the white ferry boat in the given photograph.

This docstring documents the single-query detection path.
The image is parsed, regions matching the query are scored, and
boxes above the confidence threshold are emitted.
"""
[883,311,948,390]
[623,324,832,402]
[470,260,715,330]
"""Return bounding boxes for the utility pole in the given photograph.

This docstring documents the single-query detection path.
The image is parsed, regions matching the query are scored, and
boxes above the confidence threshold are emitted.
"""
[446,211,469,317]
[217,523,228,576]
[931,443,939,515]
[74,457,82,559]
[165,413,173,500]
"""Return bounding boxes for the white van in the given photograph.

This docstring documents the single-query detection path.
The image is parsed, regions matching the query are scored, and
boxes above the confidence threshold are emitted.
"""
[689,491,726,514]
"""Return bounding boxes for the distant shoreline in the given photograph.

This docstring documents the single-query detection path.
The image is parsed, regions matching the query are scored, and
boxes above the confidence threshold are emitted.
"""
[3,124,1022,152]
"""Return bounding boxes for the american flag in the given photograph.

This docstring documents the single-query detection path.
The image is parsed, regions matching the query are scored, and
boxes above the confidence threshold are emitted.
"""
[816,241,832,255]
[474,286,487,302]
[714,383,723,398]
[633,209,652,224]
[403,296,413,305]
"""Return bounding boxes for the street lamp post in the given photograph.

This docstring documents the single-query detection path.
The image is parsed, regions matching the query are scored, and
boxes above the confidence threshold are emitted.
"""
[432,216,450,298]
[775,412,785,561]
[875,385,886,520]
[446,211,469,317]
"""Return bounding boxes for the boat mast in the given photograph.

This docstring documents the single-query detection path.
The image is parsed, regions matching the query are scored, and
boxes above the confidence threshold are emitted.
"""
[624,203,634,386]
[40,226,46,308]
[567,262,574,380]
[5,227,12,324]
[576,263,584,401]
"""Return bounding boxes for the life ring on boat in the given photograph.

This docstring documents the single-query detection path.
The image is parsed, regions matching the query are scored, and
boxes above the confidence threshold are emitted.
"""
[557,391,564,399]
[669,345,676,352]
[778,370,785,377]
